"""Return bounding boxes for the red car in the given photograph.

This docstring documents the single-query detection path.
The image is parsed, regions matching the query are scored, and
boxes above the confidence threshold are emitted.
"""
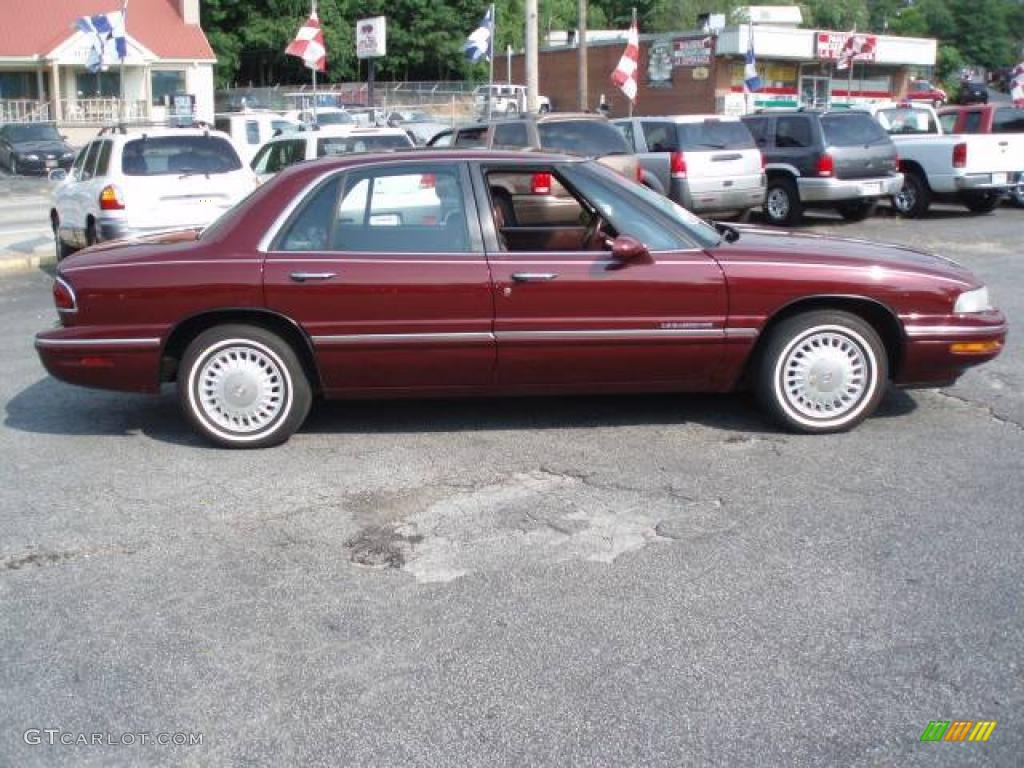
[906,79,948,107]
[36,151,1007,447]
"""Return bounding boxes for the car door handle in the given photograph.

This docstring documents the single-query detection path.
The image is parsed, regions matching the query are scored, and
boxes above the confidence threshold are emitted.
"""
[510,272,558,282]
[289,271,337,282]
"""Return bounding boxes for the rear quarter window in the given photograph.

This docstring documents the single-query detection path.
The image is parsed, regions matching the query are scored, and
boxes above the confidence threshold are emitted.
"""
[820,114,889,147]
[537,120,630,156]
[121,135,243,176]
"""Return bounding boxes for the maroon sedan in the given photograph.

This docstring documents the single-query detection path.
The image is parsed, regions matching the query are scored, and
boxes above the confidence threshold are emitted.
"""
[36,150,1006,447]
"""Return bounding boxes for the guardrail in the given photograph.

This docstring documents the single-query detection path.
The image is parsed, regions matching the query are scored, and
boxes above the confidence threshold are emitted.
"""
[59,99,148,124]
[0,100,51,123]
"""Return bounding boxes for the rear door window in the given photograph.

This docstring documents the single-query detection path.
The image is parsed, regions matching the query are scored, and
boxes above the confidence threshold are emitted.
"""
[676,120,755,150]
[743,117,771,147]
[245,121,261,145]
[614,121,637,151]
[81,141,102,181]
[121,135,242,176]
[316,134,412,156]
[820,114,889,146]
[876,108,938,134]
[95,140,113,177]
[454,126,488,148]
[537,120,630,156]
[492,122,529,149]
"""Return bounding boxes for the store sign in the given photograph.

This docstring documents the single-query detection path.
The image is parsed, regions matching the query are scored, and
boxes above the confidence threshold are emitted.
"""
[672,36,712,67]
[816,31,877,62]
[356,16,386,59]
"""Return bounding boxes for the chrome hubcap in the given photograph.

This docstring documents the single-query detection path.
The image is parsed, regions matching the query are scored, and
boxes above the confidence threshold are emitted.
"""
[781,331,868,419]
[894,184,915,212]
[767,188,790,220]
[196,345,286,434]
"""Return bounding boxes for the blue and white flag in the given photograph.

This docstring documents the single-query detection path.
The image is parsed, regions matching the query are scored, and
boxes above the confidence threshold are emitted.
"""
[464,6,494,63]
[743,26,761,93]
[76,9,128,73]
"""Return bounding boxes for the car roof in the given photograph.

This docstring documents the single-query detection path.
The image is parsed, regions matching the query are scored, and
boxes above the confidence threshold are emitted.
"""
[282,148,586,174]
[627,114,742,124]
[104,127,235,141]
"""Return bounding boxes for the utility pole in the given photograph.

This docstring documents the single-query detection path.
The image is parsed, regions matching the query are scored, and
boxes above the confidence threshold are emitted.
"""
[525,0,539,112]
[577,0,588,111]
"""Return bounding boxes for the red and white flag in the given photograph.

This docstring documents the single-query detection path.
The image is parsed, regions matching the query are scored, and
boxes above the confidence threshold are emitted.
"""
[610,20,639,102]
[837,32,875,71]
[286,12,326,72]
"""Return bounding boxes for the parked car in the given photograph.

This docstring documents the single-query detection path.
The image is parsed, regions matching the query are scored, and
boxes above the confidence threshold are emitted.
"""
[613,115,765,218]
[49,126,259,259]
[249,125,415,182]
[214,112,302,163]
[868,103,1020,216]
[0,122,76,175]
[36,151,1006,447]
[740,110,902,225]
[435,114,639,226]
[386,110,450,145]
[938,104,1024,207]
[282,107,356,127]
[956,79,988,105]
[905,79,947,107]
[473,84,551,117]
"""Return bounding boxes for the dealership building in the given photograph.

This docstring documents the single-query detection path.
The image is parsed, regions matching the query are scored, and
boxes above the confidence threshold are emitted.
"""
[496,8,937,116]
[0,0,215,134]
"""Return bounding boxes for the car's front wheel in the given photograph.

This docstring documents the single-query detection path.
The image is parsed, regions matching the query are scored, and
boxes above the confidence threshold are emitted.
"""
[179,325,312,448]
[755,311,888,434]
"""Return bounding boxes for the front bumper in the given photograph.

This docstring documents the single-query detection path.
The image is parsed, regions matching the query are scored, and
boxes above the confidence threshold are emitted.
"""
[895,310,1008,387]
[35,327,163,393]
[798,173,904,203]
[11,156,73,175]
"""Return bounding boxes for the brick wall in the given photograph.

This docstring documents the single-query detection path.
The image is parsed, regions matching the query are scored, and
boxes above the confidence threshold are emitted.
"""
[494,41,720,117]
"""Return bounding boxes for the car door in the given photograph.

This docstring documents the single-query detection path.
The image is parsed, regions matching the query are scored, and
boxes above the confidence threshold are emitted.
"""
[263,160,495,393]
[474,161,729,390]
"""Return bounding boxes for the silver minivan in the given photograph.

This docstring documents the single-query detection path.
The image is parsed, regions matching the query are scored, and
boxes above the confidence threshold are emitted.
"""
[614,115,765,217]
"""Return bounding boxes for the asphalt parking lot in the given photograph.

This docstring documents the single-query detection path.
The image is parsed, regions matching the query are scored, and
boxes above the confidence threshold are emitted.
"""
[1,197,1022,766]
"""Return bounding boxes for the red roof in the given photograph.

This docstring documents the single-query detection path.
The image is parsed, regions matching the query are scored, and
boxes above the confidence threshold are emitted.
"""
[0,0,214,60]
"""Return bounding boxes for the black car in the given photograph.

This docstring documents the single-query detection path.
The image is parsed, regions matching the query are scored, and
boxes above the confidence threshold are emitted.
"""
[0,122,75,175]
[957,80,988,105]
[741,109,903,225]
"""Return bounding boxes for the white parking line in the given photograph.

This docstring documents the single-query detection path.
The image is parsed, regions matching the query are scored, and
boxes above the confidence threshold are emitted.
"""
[0,227,50,236]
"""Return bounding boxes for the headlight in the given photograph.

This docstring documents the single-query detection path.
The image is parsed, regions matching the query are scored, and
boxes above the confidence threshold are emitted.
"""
[61,152,74,159]
[954,286,992,314]
[23,153,40,161]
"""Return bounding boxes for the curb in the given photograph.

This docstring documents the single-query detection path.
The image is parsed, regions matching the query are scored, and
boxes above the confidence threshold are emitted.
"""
[0,250,56,275]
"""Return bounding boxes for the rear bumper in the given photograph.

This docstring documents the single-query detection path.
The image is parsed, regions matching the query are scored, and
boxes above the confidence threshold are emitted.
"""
[798,173,904,203]
[673,176,765,213]
[895,311,1008,386]
[954,173,1015,191]
[35,328,163,393]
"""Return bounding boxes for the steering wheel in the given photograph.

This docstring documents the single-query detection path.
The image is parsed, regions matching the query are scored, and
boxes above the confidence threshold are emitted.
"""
[582,213,611,251]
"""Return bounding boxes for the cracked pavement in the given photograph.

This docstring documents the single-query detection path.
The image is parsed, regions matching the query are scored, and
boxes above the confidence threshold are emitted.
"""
[1,205,1022,766]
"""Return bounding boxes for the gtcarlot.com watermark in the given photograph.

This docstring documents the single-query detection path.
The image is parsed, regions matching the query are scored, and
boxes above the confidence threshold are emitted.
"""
[24,729,203,747]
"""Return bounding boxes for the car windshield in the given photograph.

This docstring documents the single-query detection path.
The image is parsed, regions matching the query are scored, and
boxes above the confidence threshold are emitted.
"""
[821,113,891,146]
[317,135,412,155]
[315,111,355,125]
[8,124,62,142]
[121,135,242,176]
[565,161,721,249]
[537,120,630,156]
[875,107,939,135]
[676,120,755,150]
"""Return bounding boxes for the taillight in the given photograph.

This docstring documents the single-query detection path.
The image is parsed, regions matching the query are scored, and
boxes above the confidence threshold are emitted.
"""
[952,142,967,168]
[418,173,436,189]
[53,276,76,313]
[531,172,552,195]
[670,151,687,178]
[760,152,766,170]
[816,153,834,177]
[893,153,900,170]
[99,185,124,210]
[635,164,643,183]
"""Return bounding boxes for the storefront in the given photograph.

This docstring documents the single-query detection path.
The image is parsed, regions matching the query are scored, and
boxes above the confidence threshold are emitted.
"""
[496,24,936,117]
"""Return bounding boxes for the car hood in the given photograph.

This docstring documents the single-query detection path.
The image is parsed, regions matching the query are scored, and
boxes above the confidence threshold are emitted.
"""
[714,226,978,287]
[13,140,70,154]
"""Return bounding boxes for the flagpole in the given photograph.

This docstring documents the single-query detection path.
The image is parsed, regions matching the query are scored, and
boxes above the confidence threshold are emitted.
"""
[311,0,318,125]
[628,7,636,118]
[120,0,128,123]
[487,3,495,120]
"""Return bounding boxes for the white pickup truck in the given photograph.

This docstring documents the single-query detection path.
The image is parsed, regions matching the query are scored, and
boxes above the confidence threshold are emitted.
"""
[866,103,1021,217]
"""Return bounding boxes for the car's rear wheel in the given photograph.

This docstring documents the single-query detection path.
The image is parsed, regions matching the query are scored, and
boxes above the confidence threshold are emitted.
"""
[179,325,312,448]
[961,191,1001,214]
[755,311,888,434]
[835,199,877,221]
[892,171,930,218]
[764,176,802,226]
[85,220,98,247]
[1010,183,1024,208]
[10,158,18,175]
[51,216,72,261]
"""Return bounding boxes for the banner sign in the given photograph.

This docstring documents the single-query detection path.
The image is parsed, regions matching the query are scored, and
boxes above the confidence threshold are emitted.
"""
[816,32,876,62]
[672,36,713,67]
[356,16,386,59]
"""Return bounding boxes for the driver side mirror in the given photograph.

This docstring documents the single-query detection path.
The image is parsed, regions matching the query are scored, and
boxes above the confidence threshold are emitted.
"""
[609,235,651,265]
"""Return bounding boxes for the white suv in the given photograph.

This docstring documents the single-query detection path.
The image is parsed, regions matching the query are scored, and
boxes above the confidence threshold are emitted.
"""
[50,126,258,259]
[473,84,551,117]
[249,125,415,182]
